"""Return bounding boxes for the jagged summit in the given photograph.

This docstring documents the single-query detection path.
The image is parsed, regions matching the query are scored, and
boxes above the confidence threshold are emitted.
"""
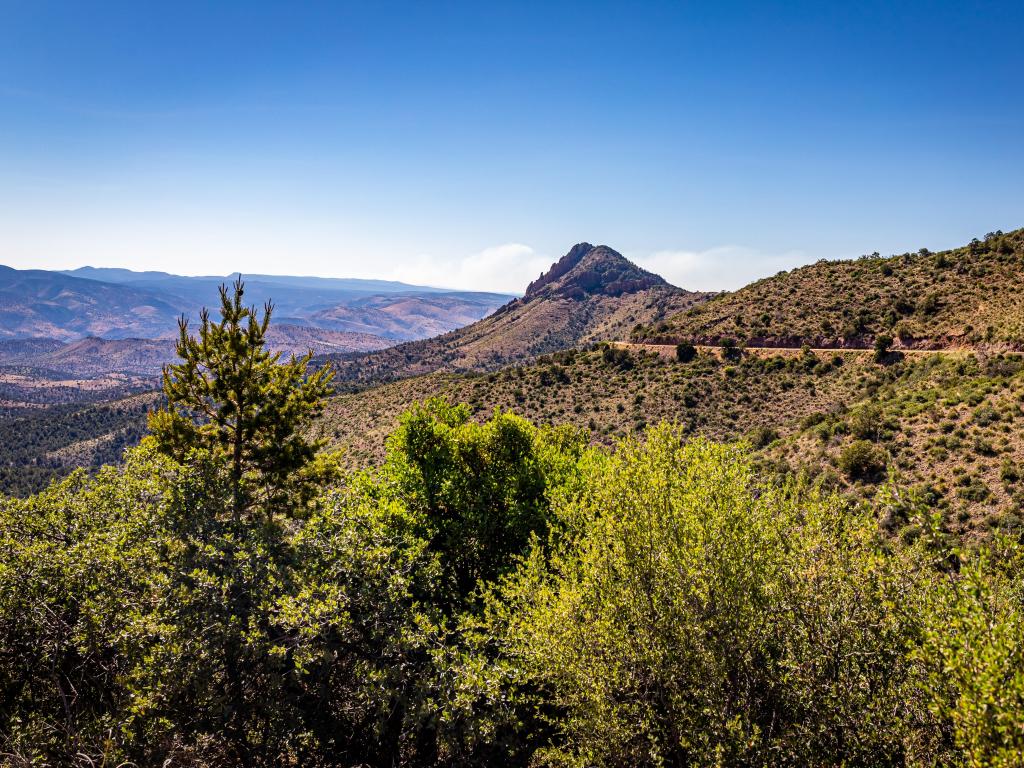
[524,243,671,301]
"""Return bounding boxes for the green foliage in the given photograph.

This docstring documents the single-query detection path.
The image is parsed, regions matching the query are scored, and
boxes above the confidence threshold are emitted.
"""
[675,341,696,362]
[601,345,634,371]
[3,381,1024,764]
[149,277,336,516]
[0,454,168,764]
[380,397,587,606]
[849,402,885,441]
[918,537,1024,768]
[720,336,742,361]
[0,444,444,766]
[839,439,888,481]
[0,396,152,497]
[747,424,779,448]
[483,430,941,766]
[874,333,893,362]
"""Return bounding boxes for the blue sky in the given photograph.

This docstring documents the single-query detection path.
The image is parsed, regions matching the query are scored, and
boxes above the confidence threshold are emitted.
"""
[1,0,1022,292]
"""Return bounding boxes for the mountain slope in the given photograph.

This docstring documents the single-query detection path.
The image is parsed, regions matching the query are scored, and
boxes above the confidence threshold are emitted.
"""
[306,292,514,340]
[643,229,1024,349]
[0,391,157,497]
[319,342,1024,539]
[322,243,707,387]
[0,266,196,340]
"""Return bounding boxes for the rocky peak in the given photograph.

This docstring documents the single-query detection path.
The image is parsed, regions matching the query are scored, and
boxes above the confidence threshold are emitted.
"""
[523,243,670,301]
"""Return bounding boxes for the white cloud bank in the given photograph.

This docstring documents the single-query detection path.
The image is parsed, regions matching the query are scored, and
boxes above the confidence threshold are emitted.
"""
[632,245,808,292]
[382,243,553,295]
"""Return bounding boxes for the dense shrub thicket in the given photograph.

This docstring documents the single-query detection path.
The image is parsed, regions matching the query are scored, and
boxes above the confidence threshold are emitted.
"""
[2,417,1023,766]
[1,283,1022,766]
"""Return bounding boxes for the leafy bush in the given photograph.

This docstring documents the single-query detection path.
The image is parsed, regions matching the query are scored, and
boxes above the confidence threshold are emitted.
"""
[874,333,894,362]
[601,346,634,371]
[484,431,941,766]
[850,403,884,441]
[918,538,1024,768]
[839,439,888,481]
[748,424,780,448]
[675,341,696,362]
[381,397,586,603]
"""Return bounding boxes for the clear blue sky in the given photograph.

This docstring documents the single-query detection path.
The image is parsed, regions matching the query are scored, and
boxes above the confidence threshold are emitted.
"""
[1,0,1021,291]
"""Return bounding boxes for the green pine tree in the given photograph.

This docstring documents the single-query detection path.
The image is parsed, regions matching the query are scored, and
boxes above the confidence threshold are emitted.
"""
[145,278,339,765]
[149,276,336,518]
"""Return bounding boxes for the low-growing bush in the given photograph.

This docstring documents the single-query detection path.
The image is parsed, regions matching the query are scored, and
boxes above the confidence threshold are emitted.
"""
[839,439,888,481]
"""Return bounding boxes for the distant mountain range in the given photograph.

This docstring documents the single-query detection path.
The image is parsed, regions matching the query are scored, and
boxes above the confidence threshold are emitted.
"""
[0,265,513,359]
[0,264,515,376]
[0,326,392,377]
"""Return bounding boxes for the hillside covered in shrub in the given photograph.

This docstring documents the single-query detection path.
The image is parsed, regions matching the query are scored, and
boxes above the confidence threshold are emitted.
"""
[4,400,1023,766]
[640,229,1024,348]
[5,263,1024,766]
[320,343,1024,537]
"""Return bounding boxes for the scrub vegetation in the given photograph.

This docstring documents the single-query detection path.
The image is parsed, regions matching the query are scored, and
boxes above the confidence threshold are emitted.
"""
[3,281,1023,766]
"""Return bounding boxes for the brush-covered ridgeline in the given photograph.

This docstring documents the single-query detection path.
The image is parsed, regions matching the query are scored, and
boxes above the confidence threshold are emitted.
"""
[637,228,1024,349]
[3,384,1022,765]
[319,229,1024,537]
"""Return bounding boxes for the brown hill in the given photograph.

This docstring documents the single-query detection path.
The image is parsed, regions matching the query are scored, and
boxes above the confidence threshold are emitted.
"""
[0,266,195,340]
[642,229,1024,350]
[266,325,392,357]
[308,292,510,340]
[8,327,393,377]
[323,243,706,387]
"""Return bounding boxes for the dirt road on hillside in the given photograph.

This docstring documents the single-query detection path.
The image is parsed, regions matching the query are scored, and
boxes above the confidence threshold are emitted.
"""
[613,341,968,359]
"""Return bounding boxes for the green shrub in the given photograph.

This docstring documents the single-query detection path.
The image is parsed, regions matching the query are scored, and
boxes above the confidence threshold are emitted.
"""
[874,334,894,362]
[1000,459,1020,485]
[918,539,1024,768]
[486,432,939,766]
[675,341,697,362]
[850,403,884,441]
[839,440,887,481]
[748,425,780,449]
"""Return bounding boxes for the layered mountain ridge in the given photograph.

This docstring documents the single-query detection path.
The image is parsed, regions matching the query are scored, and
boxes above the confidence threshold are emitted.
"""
[0,264,512,343]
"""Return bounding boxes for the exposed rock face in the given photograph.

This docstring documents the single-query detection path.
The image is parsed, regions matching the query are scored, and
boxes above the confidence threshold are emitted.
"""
[524,243,669,301]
